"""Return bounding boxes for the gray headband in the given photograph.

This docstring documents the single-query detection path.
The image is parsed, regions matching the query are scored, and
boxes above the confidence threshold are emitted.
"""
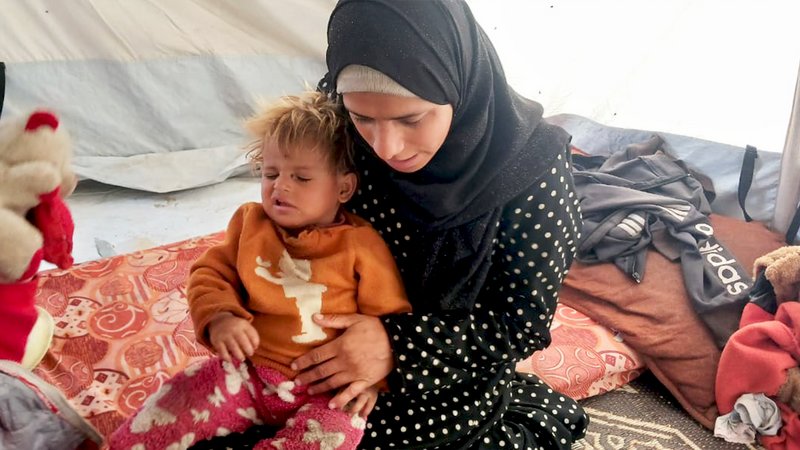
[336,64,418,98]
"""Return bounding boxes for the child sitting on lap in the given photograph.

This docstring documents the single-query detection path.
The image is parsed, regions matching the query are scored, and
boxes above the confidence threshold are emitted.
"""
[109,90,411,450]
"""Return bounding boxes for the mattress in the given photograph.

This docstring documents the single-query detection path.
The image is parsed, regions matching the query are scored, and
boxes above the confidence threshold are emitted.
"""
[31,229,644,443]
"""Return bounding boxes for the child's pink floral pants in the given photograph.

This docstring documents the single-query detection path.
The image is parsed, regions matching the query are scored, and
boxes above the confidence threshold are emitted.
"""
[109,357,365,450]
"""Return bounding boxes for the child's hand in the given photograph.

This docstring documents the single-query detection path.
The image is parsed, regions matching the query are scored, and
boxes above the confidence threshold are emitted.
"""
[344,384,379,418]
[208,312,260,363]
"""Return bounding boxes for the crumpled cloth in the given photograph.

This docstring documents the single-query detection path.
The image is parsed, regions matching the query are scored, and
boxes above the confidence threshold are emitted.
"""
[0,360,103,450]
[714,393,782,443]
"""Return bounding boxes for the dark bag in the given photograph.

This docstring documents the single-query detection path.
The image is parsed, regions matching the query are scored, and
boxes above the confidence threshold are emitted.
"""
[748,270,778,315]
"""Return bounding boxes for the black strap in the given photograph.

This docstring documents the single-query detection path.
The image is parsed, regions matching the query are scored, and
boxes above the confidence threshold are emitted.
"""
[0,62,5,119]
[786,200,800,244]
[737,145,758,222]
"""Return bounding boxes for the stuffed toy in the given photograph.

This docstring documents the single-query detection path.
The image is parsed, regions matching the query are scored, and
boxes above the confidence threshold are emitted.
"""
[754,246,800,305]
[0,110,76,369]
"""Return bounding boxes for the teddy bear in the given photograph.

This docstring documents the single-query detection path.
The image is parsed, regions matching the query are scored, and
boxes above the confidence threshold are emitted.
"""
[753,246,800,307]
[0,109,76,369]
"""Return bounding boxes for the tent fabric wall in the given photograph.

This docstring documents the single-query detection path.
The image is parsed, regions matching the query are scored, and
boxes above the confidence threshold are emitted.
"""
[1,0,798,233]
[0,0,333,192]
[468,0,800,155]
[469,0,800,240]
[0,1,333,62]
[549,113,782,224]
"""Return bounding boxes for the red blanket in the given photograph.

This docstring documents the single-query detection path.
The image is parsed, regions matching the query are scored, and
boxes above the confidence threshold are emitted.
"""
[717,302,800,449]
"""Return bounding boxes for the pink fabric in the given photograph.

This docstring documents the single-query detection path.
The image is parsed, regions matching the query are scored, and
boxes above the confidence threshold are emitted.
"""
[516,304,644,399]
[108,358,364,450]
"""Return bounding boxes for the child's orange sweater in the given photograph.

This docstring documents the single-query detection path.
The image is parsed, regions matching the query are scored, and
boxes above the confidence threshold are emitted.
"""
[188,202,411,378]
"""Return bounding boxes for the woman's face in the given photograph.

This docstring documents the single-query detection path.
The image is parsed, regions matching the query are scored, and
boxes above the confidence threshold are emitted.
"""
[342,92,453,173]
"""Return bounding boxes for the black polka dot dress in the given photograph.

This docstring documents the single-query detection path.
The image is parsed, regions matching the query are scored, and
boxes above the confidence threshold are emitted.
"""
[349,148,589,450]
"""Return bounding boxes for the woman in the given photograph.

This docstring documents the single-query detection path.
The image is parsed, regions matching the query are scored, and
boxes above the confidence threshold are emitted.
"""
[192,1,587,448]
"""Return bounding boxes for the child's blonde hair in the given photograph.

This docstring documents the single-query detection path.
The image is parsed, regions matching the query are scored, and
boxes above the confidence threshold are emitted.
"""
[244,90,354,174]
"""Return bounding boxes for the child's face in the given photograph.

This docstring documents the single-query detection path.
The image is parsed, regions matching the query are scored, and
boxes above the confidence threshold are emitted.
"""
[260,140,355,231]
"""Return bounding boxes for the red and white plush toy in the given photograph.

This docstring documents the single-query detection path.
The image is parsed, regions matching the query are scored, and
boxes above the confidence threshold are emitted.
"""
[0,110,76,369]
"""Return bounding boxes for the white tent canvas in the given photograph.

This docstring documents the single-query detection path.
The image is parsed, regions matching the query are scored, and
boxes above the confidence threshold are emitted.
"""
[468,0,800,235]
[3,0,798,263]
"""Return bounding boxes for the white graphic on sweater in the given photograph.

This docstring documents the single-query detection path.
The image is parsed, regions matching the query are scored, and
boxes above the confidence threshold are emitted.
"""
[303,419,346,449]
[256,252,328,343]
[130,384,177,433]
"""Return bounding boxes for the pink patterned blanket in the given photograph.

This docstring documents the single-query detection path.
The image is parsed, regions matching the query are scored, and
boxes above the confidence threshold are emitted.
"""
[31,232,643,444]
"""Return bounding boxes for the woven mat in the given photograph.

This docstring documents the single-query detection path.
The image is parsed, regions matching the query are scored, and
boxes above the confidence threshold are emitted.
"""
[573,371,766,450]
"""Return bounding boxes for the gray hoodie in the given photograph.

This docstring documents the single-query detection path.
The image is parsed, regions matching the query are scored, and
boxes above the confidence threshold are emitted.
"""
[573,135,750,348]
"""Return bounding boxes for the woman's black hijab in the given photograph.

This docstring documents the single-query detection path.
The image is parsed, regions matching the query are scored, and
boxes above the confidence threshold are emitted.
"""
[321,0,570,310]
[322,0,570,230]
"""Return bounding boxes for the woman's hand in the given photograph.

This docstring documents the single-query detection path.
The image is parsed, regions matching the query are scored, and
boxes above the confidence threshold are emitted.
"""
[291,313,394,409]
[345,385,379,418]
[208,312,260,363]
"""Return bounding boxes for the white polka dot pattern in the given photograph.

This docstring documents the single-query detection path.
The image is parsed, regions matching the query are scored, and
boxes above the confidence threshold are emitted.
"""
[341,149,588,449]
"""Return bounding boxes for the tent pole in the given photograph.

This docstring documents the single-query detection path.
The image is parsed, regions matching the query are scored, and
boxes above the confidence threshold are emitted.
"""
[774,61,800,241]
